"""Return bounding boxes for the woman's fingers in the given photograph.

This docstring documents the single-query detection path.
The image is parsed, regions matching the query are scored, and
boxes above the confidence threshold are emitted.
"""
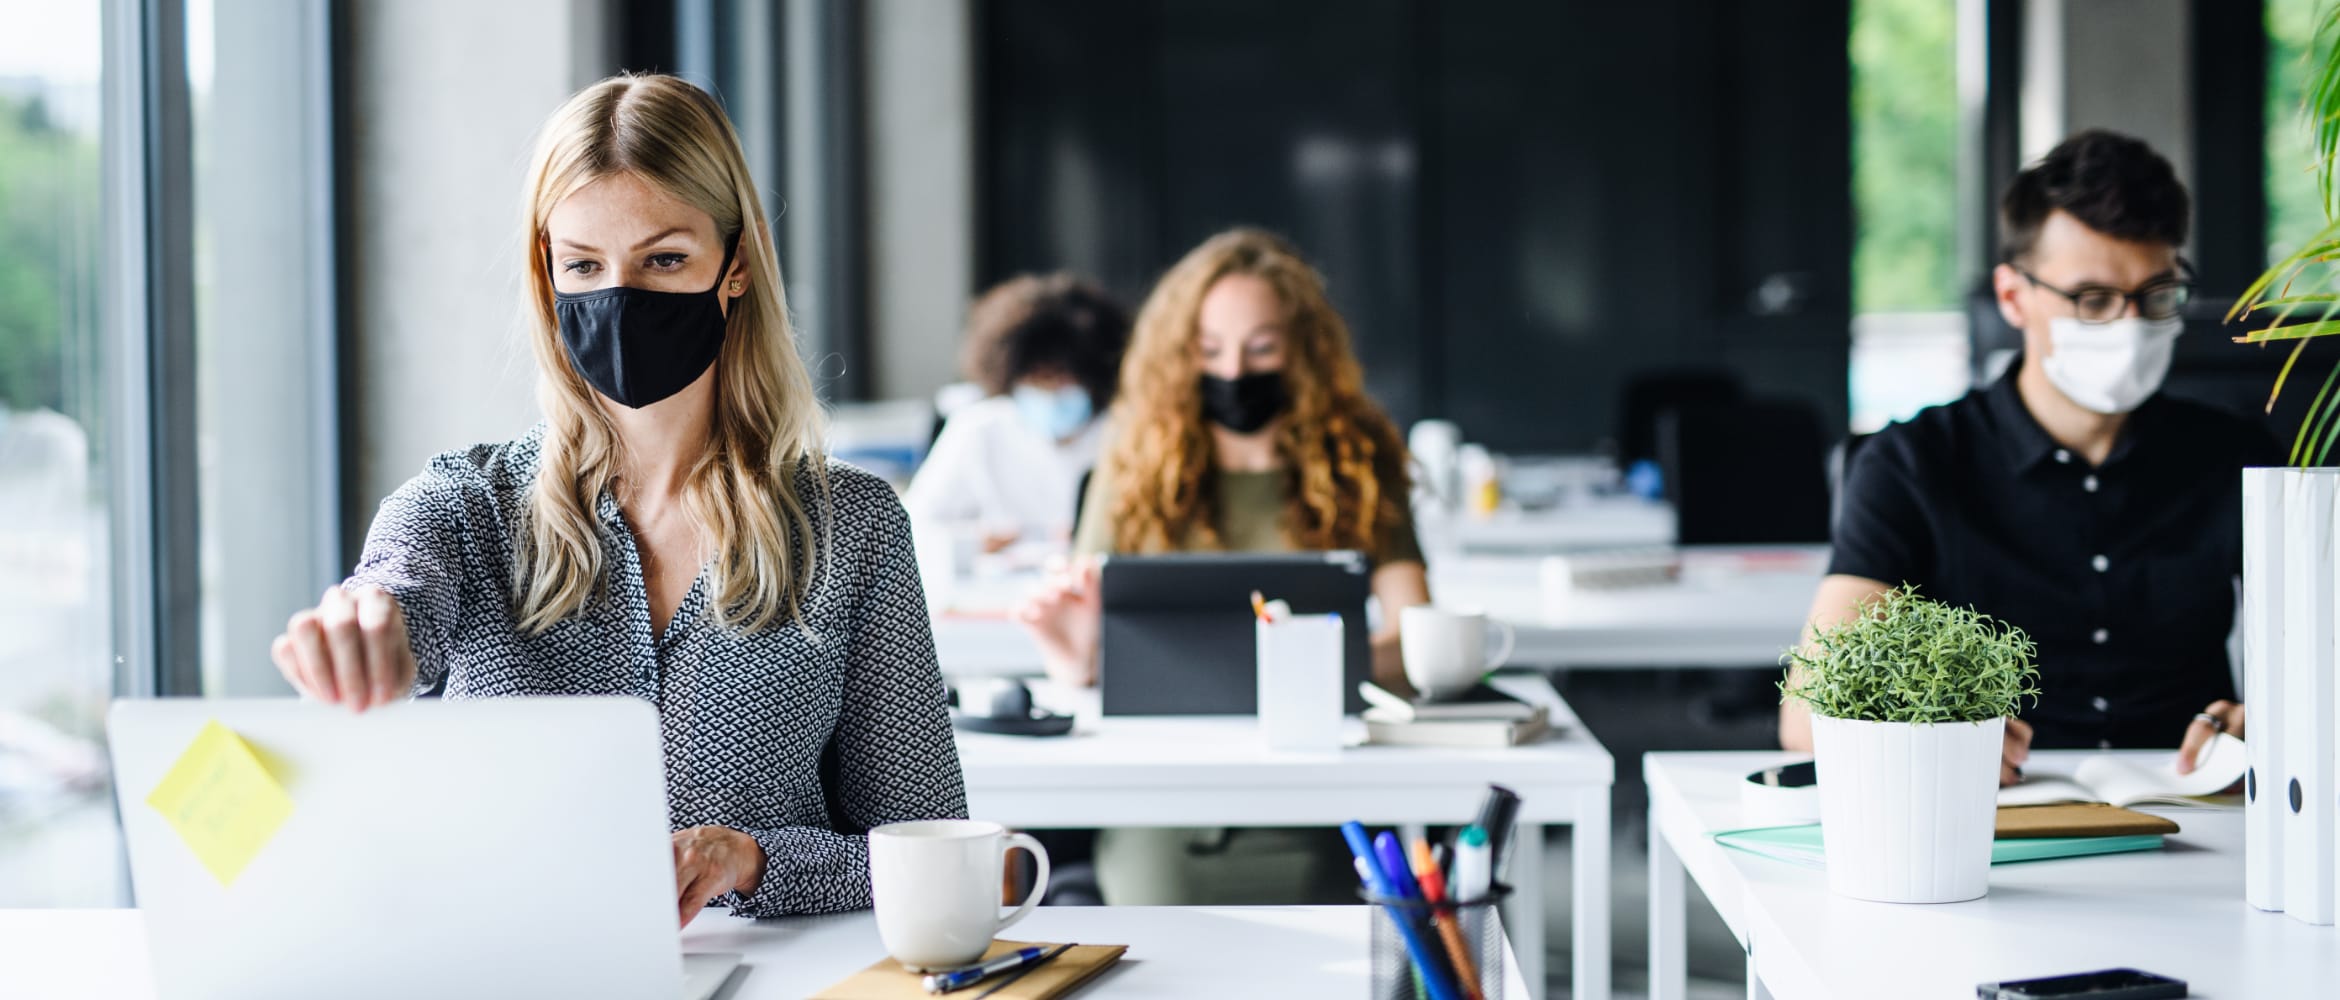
[269,634,304,694]
[354,586,410,706]
[2003,717,2032,766]
[284,610,336,704]
[317,587,372,712]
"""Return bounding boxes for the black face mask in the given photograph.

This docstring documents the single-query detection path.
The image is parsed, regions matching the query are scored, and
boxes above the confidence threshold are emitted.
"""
[1198,372,1288,433]
[553,239,736,409]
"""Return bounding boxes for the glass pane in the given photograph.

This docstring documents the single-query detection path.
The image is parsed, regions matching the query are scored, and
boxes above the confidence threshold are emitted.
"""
[188,0,333,697]
[1846,0,1967,433]
[2268,0,2325,263]
[0,0,122,906]
[1849,0,1958,314]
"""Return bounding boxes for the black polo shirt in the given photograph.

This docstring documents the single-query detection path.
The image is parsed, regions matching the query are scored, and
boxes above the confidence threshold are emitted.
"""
[1830,361,2280,749]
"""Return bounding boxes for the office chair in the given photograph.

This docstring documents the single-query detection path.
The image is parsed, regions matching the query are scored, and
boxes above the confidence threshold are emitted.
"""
[1826,432,1871,539]
[1615,369,1745,469]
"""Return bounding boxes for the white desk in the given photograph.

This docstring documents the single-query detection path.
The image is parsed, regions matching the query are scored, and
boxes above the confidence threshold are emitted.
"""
[954,673,1613,1000]
[0,904,1530,999]
[932,546,1824,676]
[1644,750,2340,1000]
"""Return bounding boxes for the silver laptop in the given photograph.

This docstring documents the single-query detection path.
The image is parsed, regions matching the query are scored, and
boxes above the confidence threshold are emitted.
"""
[108,697,740,1000]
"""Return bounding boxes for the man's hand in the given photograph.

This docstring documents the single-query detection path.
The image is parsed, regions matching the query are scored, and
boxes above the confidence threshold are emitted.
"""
[673,826,765,928]
[2176,700,2246,776]
[2000,717,2033,788]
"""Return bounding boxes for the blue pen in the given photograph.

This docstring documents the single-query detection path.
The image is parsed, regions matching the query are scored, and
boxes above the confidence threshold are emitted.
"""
[1342,822,1462,1000]
[920,945,1055,994]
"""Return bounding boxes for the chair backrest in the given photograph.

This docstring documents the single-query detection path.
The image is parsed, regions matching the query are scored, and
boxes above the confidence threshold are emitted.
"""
[1615,369,1745,468]
[1658,397,1832,545]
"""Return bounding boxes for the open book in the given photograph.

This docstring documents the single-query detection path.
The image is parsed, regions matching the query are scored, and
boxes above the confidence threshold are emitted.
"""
[1997,733,2248,809]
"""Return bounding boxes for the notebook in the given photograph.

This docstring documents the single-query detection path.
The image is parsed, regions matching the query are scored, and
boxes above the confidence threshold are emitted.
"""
[812,941,1126,1000]
[1363,713,1550,748]
[1714,822,2166,870]
[1996,734,2248,809]
[1358,681,1552,746]
[1357,681,1543,722]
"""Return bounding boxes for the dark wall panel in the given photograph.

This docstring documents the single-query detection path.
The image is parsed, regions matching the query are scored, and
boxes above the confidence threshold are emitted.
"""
[980,0,1853,452]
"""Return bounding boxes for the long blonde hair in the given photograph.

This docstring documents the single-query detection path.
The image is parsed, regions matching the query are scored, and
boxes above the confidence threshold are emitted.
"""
[1107,228,1408,554]
[513,73,827,635]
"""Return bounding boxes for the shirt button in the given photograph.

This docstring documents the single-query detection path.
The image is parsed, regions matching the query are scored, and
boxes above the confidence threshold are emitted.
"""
[2091,554,2110,573]
[2091,696,2110,712]
[2055,449,2072,464]
[2083,475,2100,493]
[2092,628,2110,644]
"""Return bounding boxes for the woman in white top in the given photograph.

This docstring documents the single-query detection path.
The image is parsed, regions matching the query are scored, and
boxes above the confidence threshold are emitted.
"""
[905,274,1130,552]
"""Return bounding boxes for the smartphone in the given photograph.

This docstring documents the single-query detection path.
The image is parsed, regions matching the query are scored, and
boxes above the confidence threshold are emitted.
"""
[1977,968,2186,999]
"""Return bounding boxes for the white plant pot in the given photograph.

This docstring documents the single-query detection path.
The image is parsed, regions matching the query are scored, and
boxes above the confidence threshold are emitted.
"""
[1809,713,2003,903]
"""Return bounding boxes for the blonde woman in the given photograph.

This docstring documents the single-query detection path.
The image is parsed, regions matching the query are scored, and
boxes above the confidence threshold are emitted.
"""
[268,75,966,925]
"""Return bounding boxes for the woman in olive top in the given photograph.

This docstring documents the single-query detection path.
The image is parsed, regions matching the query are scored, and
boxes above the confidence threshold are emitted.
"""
[1016,226,1431,904]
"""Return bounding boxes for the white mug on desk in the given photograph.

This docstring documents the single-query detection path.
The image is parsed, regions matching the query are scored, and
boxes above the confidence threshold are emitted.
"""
[1400,605,1516,700]
[869,819,1052,971]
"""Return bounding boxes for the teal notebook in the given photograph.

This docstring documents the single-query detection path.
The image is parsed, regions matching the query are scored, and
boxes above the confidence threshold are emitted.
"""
[1713,823,2164,870]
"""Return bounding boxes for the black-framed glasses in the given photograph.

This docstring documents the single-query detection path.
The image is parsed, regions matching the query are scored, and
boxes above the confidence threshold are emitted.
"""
[2009,259,2195,324]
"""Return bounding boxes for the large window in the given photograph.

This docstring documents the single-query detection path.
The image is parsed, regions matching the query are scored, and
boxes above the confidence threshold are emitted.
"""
[2269,0,2326,262]
[0,0,337,908]
[0,0,119,906]
[1847,0,1972,433]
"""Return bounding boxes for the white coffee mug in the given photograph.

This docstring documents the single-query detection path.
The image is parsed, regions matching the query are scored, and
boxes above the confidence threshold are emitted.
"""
[869,819,1052,971]
[1399,605,1517,700]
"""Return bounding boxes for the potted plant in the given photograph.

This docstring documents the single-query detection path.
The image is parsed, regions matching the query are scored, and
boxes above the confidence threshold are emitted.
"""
[1780,586,2040,903]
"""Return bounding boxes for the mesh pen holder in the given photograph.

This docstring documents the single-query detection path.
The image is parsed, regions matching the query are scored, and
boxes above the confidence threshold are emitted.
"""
[1365,883,1512,1000]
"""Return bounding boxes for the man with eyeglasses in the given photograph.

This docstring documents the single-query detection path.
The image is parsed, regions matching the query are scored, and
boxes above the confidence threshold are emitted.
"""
[1780,130,2279,781]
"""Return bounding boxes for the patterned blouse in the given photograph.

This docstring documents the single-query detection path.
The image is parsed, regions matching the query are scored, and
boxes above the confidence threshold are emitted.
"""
[344,425,968,917]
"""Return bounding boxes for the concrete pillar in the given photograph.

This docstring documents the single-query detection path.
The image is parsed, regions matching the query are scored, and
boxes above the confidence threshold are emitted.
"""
[338,0,607,550]
[2020,0,2194,189]
[864,0,976,402]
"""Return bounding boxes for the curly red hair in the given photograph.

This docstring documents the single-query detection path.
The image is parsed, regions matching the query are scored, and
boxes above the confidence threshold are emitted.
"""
[1106,228,1409,555]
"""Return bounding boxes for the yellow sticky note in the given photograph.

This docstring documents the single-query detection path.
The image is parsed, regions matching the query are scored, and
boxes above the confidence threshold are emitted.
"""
[144,720,294,886]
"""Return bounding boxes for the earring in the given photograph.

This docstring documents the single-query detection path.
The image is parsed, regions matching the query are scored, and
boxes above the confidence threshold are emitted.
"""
[729,282,742,293]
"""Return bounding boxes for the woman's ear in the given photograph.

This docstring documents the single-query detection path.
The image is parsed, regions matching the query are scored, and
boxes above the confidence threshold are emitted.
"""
[725,234,749,299]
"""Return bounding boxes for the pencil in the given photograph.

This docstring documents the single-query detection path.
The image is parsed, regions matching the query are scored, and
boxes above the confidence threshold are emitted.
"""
[1412,839,1485,1000]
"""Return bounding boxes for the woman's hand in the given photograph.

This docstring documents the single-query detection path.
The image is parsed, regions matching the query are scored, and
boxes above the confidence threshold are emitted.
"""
[1014,557,1101,687]
[672,825,764,928]
[270,584,416,712]
[2000,717,2033,787]
[2176,700,2246,775]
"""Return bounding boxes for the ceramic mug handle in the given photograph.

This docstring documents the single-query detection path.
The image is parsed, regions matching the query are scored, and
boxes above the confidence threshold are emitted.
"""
[1483,620,1517,672]
[994,832,1051,935]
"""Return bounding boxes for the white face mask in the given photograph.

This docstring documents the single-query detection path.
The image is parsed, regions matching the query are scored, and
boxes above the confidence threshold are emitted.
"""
[2041,315,2184,415]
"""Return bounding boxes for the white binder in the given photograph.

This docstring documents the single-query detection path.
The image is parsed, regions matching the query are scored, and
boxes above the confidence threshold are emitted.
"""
[2242,467,2285,912]
[2281,470,2337,925]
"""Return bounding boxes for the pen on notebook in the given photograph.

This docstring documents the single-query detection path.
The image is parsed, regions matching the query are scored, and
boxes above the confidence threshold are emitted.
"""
[1412,838,1486,1000]
[1251,590,1274,623]
[966,943,1074,999]
[1342,822,1462,1000]
[922,945,1056,994]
